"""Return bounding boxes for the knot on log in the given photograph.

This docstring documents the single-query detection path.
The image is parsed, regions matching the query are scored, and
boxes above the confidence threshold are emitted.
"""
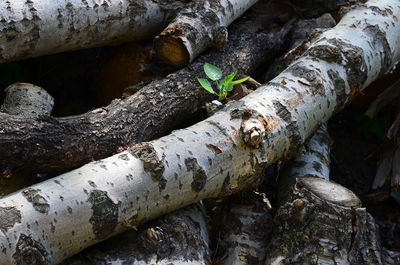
[240,118,266,148]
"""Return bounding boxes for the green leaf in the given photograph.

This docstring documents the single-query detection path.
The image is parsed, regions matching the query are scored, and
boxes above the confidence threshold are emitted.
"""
[225,84,234,92]
[221,71,237,88]
[198,78,217,95]
[231,76,250,85]
[204,63,222,81]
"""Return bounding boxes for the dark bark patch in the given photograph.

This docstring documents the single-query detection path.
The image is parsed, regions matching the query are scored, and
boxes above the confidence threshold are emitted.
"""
[13,233,50,265]
[362,24,392,76]
[22,188,50,214]
[273,101,292,123]
[273,101,302,157]
[118,153,130,161]
[87,190,120,241]
[53,180,64,187]
[327,69,348,113]
[130,142,166,192]
[221,172,231,196]
[305,38,368,89]
[230,107,258,120]
[289,63,325,95]
[312,161,323,173]
[206,144,222,154]
[88,180,97,188]
[185,158,207,192]
[0,206,21,233]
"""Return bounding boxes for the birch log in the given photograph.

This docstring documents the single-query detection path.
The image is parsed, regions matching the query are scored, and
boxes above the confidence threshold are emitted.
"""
[0,0,400,264]
[61,203,211,265]
[0,14,291,177]
[154,0,258,67]
[0,0,186,63]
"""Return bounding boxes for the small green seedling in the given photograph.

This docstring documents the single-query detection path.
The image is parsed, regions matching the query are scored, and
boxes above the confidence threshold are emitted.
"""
[197,63,249,101]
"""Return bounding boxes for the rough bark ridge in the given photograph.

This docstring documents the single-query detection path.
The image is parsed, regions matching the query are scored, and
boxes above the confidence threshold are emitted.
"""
[0,0,186,63]
[154,0,257,67]
[0,0,399,264]
[0,14,290,177]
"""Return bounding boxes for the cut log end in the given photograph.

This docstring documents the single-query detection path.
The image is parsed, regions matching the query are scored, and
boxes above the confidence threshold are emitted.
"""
[296,177,361,207]
[2,83,54,117]
[154,35,190,68]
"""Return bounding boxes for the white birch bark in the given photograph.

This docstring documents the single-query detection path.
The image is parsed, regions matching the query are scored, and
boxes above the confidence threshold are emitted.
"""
[0,0,184,63]
[0,0,400,264]
[1,83,54,117]
[154,0,258,67]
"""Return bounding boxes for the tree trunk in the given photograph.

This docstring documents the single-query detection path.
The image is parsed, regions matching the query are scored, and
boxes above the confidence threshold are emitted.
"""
[0,12,291,177]
[61,203,211,265]
[154,0,257,67]
[0,0,188,63]
[0,0,399,263]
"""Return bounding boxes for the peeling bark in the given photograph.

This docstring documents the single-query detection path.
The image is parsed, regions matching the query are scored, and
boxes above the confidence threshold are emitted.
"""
[0,0,188,63]
[0,0,400,263]
[62,203,211,265]
[0,13,291,177]
[154,0,257,67]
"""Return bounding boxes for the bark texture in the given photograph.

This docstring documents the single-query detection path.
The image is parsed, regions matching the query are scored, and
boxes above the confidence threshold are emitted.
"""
[0,0,188,63]
[154,0,257,67]
[0,0,399,263]
[212,192,272,265]
[62,203,211,265]
[1,83,54,117]
[265,177,400,265]
[0,14,290,177]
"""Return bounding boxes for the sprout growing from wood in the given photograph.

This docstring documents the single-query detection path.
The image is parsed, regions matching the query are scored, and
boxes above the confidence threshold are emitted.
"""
[197,63,249,101]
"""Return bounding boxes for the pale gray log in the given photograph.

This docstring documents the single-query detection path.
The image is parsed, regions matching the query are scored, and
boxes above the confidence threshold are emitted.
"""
[0,0,185,63]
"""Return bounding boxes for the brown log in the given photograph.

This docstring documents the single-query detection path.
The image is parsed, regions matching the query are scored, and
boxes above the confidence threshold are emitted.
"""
[0,11,292,177]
